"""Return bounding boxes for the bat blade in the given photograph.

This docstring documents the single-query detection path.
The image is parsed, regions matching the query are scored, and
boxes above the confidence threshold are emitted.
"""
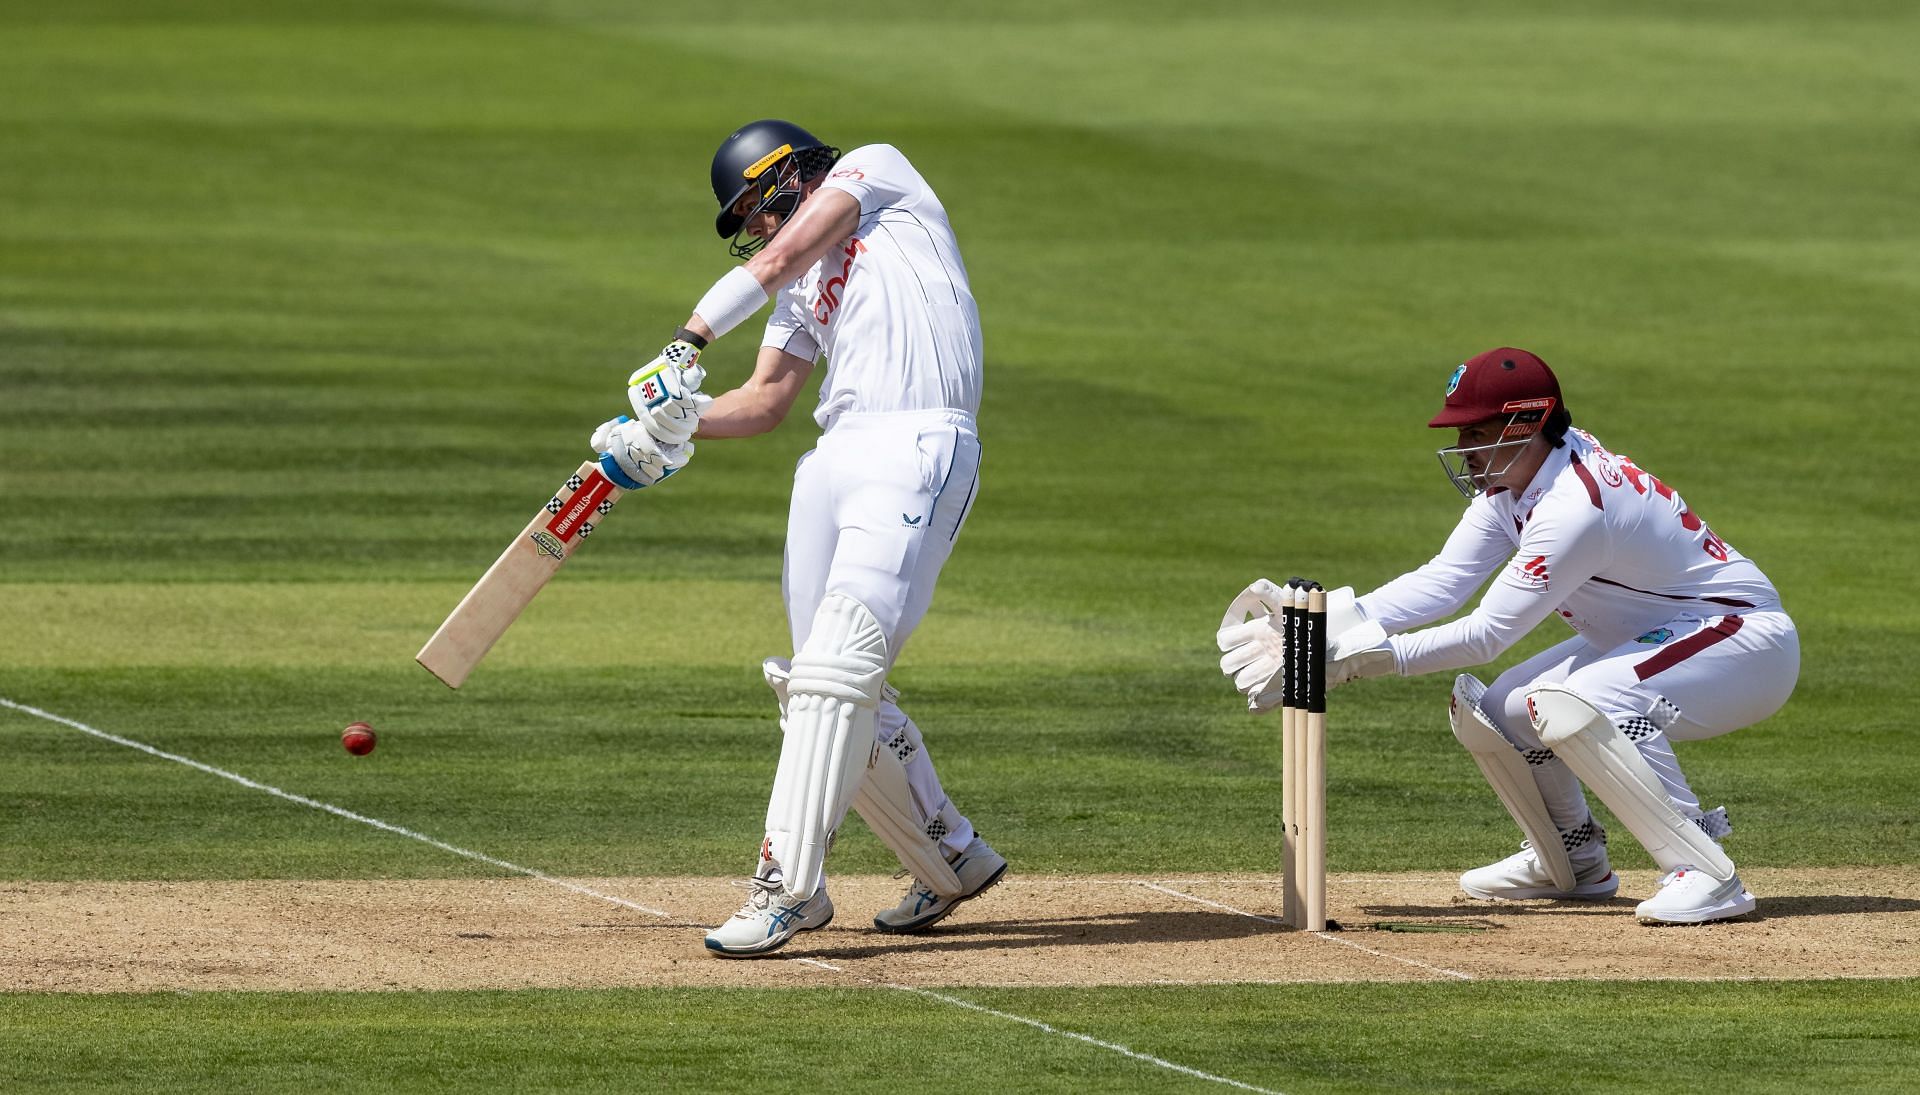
[416,460,625,688]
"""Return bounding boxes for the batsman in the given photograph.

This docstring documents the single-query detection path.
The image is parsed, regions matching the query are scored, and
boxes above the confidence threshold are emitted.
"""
[589,120,1005,957]
[1218,349,1799,924]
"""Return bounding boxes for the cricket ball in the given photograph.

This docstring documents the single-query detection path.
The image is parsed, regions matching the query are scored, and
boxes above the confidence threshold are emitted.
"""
[341,721,378,756]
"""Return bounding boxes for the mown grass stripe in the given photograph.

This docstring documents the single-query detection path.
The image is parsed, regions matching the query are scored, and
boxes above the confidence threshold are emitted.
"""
[884,983,1286,1095]
[0,695,680,921]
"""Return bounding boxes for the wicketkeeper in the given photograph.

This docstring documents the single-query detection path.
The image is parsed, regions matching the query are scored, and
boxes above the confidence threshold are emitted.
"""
[1218,349,1799,924]
[589,119,1005,957]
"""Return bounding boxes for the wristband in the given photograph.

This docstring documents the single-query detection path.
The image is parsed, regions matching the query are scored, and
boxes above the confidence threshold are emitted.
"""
[691,266,769,340]
[672,326,709,350]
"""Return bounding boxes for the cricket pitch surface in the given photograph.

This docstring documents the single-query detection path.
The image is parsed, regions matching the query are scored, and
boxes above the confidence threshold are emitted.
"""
[8,868,1918,993]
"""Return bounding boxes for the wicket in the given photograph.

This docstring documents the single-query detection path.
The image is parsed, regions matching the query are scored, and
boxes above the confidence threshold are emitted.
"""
[1281,579,1329,931]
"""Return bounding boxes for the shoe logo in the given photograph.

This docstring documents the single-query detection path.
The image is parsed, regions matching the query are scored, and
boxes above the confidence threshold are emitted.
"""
[766,906,805,935]
[1635,627,1674,645]
[902,514,923,527]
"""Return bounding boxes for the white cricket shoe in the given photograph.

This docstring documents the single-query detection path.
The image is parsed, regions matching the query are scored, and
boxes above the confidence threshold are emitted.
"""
[703,864,834,958]
[1459,842,1619,901]
[1635,866,1756,925]
[873,835,1008,934]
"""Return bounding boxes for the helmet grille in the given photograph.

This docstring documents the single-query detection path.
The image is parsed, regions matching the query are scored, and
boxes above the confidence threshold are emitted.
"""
[795,146,840,180]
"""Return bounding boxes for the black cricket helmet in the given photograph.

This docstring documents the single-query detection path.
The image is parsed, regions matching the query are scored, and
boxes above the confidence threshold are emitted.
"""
[710,119,840,258]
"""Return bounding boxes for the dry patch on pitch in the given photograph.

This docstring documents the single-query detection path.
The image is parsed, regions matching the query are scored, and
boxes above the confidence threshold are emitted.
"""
[6,868,1918,993]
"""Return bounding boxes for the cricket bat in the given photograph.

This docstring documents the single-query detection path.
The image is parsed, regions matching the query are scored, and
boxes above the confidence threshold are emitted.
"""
[416,460,625,688]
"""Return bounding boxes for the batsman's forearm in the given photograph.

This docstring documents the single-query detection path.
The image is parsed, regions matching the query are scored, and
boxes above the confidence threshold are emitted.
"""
[694,386,786,438]
[695,344,814,439]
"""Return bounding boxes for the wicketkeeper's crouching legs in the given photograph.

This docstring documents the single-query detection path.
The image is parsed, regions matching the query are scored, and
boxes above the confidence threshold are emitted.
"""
[1524,685,1755,924]
[1450,673,1617,901]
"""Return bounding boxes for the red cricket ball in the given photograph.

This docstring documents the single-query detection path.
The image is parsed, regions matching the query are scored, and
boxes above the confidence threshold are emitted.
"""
[341,721,378,756]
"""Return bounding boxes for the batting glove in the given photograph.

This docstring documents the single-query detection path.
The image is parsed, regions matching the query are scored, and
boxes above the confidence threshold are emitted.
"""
[626,339,712,447]
[590,415,692,490]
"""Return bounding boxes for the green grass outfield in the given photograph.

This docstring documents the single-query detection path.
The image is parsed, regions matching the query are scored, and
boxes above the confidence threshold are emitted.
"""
[6,981,1920,1093]
[3,0,1919,1090]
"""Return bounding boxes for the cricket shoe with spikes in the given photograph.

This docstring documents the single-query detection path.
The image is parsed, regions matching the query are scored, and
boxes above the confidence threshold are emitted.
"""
[873,834,1008,934]
[704,859,834,958]
[1635,866,1756,925]
[1459,841,1619,901]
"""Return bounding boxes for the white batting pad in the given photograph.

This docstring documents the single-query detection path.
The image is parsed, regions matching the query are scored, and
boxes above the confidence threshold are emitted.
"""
[1527,684,1736,882]
[1450,675,1575,891]
[762,656,961,896]
[858,734,963,896]
[765,594,890,899]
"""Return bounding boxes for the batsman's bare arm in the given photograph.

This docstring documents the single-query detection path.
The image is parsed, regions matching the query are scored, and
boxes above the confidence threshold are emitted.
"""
[695,347,814,438]
[676,188,860,438]
[734,187,862,310]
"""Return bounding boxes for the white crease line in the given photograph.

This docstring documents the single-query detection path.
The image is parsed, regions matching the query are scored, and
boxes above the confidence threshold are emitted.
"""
[1139,879,1474,982]
[3,695,1283,1095]
[0,696,682,924]
[1087,876,1462,887]
[1312,932,1473,981]
[884,983,1285,1095]
[1138,881,1285,924]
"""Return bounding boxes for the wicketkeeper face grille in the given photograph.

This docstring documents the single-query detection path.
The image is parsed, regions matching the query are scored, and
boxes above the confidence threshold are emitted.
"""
[1435,404,1550,498]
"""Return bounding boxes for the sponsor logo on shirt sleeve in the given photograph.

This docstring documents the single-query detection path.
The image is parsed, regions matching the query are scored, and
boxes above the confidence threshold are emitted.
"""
[1511,554,1551,587]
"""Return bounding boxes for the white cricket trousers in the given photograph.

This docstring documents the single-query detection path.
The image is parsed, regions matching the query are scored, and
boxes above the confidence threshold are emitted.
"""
[1481,607,1800,841]
[784,409,982,857]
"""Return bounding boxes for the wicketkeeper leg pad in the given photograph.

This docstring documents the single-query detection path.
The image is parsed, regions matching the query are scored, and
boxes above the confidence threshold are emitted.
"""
[1451,674,1576,891]
[765,594,890,899]
[1526,684,1736,882]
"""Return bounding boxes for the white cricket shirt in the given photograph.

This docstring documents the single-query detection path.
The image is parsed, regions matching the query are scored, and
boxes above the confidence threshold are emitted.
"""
[760,144,984,430]
[1357,429,1780,677]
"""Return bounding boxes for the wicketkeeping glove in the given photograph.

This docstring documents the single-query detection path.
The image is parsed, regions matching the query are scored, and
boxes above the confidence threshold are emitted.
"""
[1217,578,1290,712]
[1325,620,1396,689]
[1216,579,1379,712]
[590,415,691,490]
[626,338,712,447]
